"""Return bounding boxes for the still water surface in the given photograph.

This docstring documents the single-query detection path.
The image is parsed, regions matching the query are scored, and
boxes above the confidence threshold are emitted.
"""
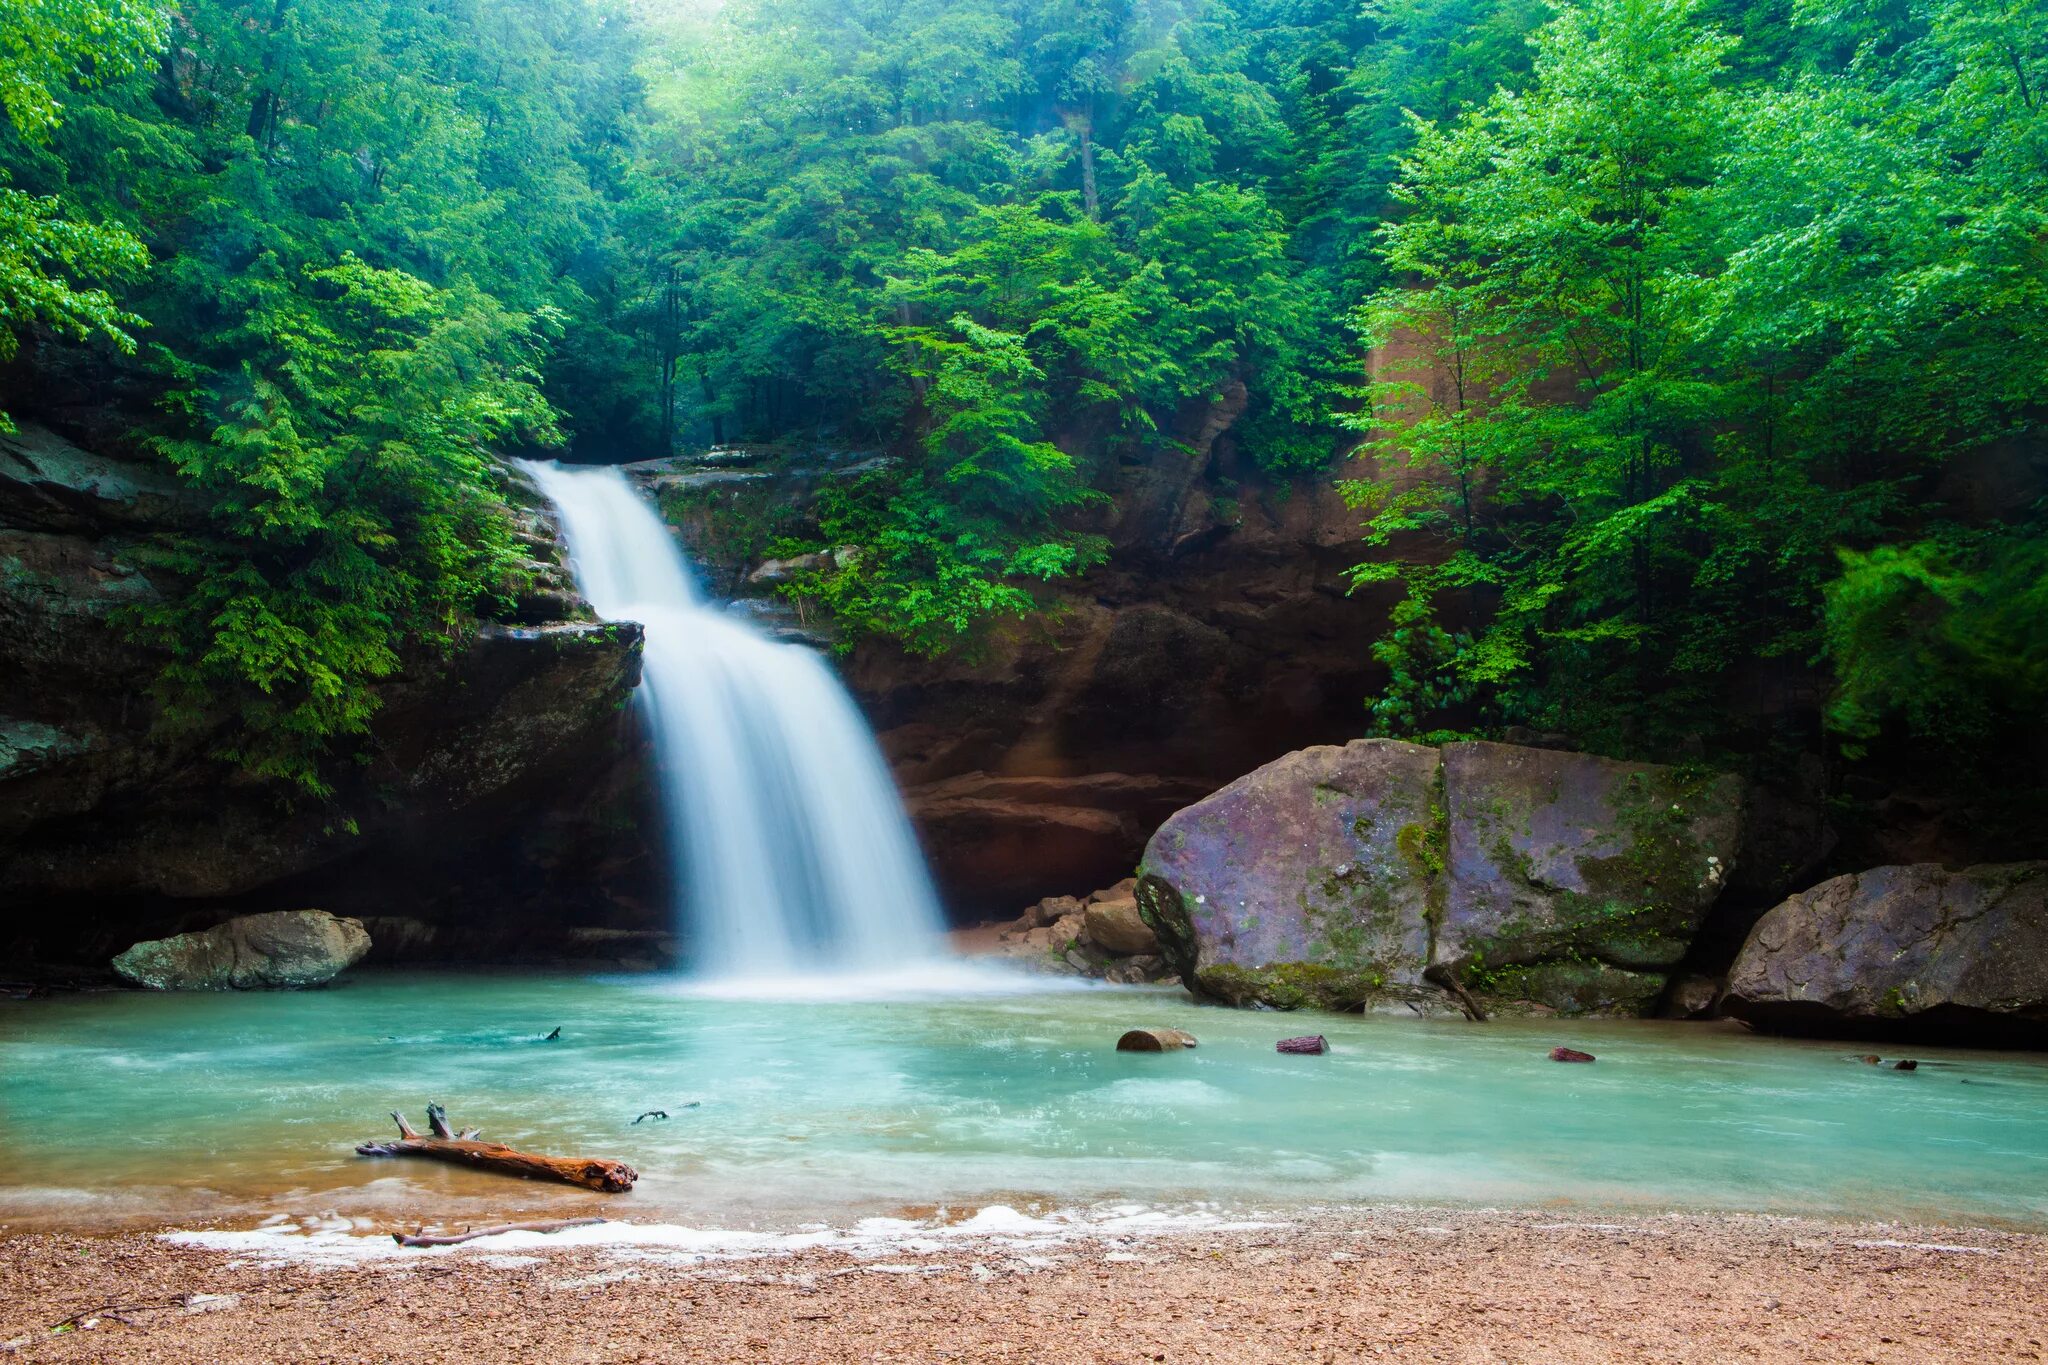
[4,971,2045,1232]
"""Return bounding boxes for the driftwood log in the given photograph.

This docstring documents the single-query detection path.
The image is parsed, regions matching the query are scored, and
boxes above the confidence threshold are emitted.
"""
[356,1104,638,1192]
[1275,1034,1329,1055]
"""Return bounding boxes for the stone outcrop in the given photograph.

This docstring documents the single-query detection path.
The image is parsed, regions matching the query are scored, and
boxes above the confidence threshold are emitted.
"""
[1724,862,2048,1045]
[976,877,1174,984]
[1134,738,1746,1015]
[1,423,651,971]
[112,910,371,989]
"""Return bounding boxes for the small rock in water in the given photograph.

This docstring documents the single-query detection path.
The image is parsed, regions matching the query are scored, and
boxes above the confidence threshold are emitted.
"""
[1549,1046,1596,1063]
[633,1110,668,1123]
[1276,1035,1328,1055]
[544,1026,562,1041]
[1116,1028,1198,1052]
[1857,1054,1882,1065]
[1893,1059,1919,1071]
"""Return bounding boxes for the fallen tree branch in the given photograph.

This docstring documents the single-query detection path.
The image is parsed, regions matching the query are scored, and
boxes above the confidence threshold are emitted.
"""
[1423,964,1489,1022]
[357,1104,638,1192]
[393,1217,608,1248]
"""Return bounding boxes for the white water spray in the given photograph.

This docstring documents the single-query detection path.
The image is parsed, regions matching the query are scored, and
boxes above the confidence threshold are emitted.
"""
[520,461,950,978]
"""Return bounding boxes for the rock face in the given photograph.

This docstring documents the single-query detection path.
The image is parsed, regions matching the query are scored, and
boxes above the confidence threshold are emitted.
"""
[633,428,1397,919]
[1,423,652,971]
[1724,863,2048,1045]
[1135,739,1746,1015]
[112,910,371,989]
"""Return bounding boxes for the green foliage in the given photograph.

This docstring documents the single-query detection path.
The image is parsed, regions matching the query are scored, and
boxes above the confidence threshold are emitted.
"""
[3,0,634,793]
[1348,0,2048,776]
[616,0,1355,649]
[9,0,2041,799]
[128,255,556,793]
[1824,531,2048,757]
[0,0,162,428]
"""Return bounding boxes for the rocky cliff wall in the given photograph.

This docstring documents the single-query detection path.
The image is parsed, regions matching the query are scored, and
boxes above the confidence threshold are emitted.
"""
[0,424,653,973]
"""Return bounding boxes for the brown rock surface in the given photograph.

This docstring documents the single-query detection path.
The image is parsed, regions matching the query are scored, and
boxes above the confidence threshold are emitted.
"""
[1082,898,1157,955]
[0,424,650,971]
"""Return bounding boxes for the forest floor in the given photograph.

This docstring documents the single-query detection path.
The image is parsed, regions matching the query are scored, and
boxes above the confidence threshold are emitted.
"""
[2,1206,2043,1363]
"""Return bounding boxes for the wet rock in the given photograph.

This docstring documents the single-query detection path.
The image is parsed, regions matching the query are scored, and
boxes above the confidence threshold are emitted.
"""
[1135,737,1746,1016]
[1276,1035,1328,1055]
[1117,1028,1198,1051]
[0,424,651,970]
[746,551,834,586]
[1664,972,1721,1019]
[1434,741,1744,999]
[1138,739,1441,1011]
[112,910,370,989]
[1027,895,1084,929]
[358,916,439,963]
[1083,898,1158,956]
[1723,862,2048,1045]
[900,772,1212,918]
[1893,1059,1919,1072]
[1549,1047,1596,1063]
[1089,877,1138,904]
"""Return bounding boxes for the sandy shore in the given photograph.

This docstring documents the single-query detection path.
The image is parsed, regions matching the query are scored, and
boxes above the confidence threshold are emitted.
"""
[3,1207,2043,1363]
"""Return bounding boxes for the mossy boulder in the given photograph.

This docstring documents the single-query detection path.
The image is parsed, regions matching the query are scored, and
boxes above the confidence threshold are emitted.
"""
[1136,739,1441,1009]
[1135,738,1747,1015]
[1435,741,1745,1008]
[1724,862,2048,1045]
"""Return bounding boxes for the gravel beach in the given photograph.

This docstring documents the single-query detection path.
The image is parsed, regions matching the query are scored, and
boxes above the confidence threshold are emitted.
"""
[4,1207,2043,1363]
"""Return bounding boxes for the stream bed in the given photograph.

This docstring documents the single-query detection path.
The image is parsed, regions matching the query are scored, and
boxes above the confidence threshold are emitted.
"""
[4,970,2046,1234]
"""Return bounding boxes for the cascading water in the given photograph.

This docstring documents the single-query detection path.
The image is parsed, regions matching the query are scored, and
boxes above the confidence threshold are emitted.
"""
[520,461,949,979]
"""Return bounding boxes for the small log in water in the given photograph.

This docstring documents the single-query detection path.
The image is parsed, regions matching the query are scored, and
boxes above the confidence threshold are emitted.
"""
[1276,1035,1329,1055]
[1117,1028,1198,1052]
[356,1104,638,1193]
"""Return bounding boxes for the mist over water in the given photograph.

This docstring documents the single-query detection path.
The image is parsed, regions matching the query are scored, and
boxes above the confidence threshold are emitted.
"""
[520,461,951,979]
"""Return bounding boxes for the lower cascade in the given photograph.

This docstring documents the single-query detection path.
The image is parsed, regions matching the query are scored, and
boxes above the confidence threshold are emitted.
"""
[521,460,948,977]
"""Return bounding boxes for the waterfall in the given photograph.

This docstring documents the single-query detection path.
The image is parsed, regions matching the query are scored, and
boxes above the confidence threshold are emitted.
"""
[519,461,950,978]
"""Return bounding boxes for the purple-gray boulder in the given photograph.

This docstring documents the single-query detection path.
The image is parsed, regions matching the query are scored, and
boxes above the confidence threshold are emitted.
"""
[1136,739,1440,1009]
[1725,863,2048,1044]
[1135,738,1746,1015]
[1434,741,1744,1013]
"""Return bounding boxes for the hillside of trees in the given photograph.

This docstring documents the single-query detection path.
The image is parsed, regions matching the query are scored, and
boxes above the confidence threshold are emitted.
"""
[2,0,2042,826]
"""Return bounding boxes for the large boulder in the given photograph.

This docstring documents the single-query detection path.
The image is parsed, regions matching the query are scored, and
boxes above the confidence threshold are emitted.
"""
[1135,738,1746,1015]
[112,910,371,989]
[1724,863,2048,1045]
[1137,739,1441,1009]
